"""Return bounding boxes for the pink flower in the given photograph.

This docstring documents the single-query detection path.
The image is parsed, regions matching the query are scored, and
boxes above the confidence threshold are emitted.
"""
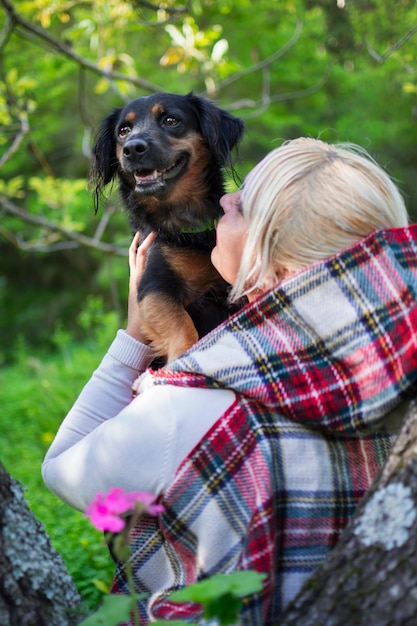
[86,487,164,533]
[86,498,125,533]
[128,491,165,516]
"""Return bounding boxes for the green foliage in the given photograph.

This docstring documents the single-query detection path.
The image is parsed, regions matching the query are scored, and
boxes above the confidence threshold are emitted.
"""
[79,570,265,626]
[0,241,127,364]
[0,306,119,607]
[27,177,87,223]
[79,594,135,626]
[167,571,266,625]
[1,0,417,357]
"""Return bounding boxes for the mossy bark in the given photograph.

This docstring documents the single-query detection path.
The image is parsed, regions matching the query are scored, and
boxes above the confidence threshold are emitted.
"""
[279,400,417,626]
[0,461,87,626]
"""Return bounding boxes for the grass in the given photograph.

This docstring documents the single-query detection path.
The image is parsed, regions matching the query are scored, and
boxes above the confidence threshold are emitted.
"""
[0,305,120,608]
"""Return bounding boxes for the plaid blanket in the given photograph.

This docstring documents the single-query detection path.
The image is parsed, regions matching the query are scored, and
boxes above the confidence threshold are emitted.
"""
[112,225,417,624]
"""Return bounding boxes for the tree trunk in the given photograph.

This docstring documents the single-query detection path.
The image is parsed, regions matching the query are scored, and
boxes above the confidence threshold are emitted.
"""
[0,461,87,626]
[279,400,417,626]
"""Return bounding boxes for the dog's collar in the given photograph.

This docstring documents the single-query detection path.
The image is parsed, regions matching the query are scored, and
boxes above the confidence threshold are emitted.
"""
[180,218,219,234]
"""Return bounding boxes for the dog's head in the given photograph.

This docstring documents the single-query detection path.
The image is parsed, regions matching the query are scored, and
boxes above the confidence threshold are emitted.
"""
[90,92,244,215]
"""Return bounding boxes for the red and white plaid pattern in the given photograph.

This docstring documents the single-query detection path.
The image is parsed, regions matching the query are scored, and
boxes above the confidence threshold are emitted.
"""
[112,226,417,624]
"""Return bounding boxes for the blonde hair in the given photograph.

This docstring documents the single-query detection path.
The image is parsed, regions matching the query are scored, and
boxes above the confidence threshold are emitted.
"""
[232,137,408,301]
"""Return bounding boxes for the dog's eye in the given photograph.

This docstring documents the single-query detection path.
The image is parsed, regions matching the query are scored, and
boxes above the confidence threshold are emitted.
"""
[118,125,131,137]
[162,115,180,127]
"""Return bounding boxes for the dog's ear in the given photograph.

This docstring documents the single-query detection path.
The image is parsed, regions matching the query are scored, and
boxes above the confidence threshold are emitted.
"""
[89,107,122,211]
[187,93,245,167]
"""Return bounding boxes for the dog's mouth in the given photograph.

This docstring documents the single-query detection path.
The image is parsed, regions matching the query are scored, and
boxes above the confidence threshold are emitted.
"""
[134,155,188,189]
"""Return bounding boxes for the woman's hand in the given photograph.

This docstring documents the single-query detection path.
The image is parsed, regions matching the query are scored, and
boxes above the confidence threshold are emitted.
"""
[126,231,157,342]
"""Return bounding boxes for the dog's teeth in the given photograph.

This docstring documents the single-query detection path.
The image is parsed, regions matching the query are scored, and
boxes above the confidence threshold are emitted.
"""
[135,169,159,181]
[133,157,186,187]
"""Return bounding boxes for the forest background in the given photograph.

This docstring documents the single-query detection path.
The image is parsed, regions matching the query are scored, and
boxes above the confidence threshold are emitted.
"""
[1,0,417,610]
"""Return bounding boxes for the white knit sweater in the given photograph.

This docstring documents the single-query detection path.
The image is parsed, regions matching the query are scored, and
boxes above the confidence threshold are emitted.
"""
[42,329,234,512]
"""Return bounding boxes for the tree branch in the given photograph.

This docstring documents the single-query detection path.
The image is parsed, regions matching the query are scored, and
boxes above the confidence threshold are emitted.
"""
[227,63,333,116]
[0,0,162,94]
[365,24,417,63]
[208,20,303,96]
[0,225,81,252]
[131,0,190,14]
[92,204,117,243]
[0,111,29,170]
[129,1,194,28]
[0,195,127,256]
[270,63,333,103]
[0,9,14,51]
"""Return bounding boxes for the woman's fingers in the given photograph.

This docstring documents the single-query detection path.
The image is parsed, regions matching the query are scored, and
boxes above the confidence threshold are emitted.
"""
[126,231,157,343]
[129,231,157,275]
[129,231,141,253]
[140,231,157,252]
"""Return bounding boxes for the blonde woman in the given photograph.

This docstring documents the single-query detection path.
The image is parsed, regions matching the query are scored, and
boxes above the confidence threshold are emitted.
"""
[43,138,416,625]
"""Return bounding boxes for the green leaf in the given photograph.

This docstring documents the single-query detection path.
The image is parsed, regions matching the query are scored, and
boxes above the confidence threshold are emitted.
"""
[403,82,417,95]
[91,578,111,594]
[95,78,110,95]
[167,572,266,626]
[203,591,242,625]
[78,594,133,626]
[170,570,266,603]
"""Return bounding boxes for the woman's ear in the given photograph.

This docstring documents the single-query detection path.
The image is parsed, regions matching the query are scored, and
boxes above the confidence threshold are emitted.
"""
[264,267,291,289]
[276,267,296,283]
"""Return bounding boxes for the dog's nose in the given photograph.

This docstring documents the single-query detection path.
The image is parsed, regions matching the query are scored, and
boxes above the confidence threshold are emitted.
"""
[123,139,148,157]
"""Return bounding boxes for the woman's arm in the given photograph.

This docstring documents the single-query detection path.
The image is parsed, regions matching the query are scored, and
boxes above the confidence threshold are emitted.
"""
[42,232,157,508]
[44,330,154,457]
[42,375,234,512]
[48,230,159,447]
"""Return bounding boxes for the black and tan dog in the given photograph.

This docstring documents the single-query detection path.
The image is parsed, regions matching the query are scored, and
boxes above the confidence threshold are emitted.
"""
[91,92,245,362]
